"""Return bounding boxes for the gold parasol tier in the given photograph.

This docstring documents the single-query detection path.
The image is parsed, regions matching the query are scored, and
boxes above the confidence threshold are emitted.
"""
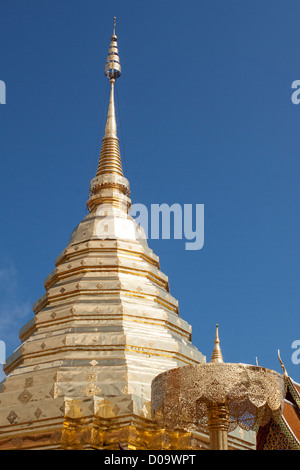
[151,362,284,449]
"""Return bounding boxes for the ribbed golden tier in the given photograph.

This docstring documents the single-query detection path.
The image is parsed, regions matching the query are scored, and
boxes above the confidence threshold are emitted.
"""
[96,136,123,177]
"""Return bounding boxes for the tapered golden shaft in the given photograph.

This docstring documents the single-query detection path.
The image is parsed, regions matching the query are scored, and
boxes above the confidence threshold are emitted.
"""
[96,78,123,177]
[207,401,229,450]
[104,78,117,138]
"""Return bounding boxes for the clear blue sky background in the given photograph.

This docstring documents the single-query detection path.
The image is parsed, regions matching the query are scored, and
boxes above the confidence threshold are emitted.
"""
[0,0,299,383]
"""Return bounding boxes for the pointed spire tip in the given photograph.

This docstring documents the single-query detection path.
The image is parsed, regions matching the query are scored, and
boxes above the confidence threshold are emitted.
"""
[210,323,224,364]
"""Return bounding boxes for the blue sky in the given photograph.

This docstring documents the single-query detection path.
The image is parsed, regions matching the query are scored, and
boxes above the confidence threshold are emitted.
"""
[0,0,299,383]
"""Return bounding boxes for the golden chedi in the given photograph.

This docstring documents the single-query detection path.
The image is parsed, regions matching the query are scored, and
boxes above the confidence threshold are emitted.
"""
[0,19,205,450]
[0,20,256,451]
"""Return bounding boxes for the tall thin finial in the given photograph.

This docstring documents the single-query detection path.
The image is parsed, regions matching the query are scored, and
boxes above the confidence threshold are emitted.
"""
[103,18,122,138]
[87,19,130,213]
[210,324,224,363]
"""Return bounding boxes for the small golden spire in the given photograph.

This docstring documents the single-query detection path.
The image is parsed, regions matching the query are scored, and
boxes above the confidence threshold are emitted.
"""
[210,324,224,363]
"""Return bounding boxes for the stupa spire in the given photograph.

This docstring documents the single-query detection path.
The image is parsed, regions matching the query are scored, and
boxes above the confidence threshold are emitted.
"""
[87,18,130,213]
[210,324,224,363]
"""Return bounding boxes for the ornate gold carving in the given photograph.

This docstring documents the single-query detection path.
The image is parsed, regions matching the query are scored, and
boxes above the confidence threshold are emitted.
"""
[49,384,62,398]
[34,408,43,419]
[18,389,32,404]
[82,384,102,397]
[263,420,295,450]
[7,411,18,424]
[60,413,207,450]
[152,363,284,450]
[87,372,97,382]
[25,377,33,388]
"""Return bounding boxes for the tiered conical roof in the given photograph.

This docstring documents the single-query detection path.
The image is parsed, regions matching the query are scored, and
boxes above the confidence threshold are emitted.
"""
[0,20,205,450]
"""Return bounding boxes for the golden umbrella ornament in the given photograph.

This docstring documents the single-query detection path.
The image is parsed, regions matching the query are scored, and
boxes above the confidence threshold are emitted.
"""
[151,326,284,450]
